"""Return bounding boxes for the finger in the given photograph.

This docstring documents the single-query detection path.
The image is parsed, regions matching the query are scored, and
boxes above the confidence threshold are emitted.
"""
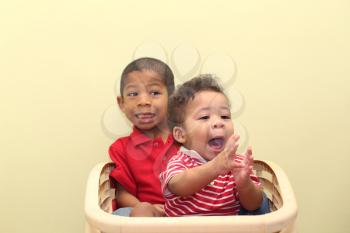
[232,142,239,155]
[233,156,245,168]
[224,134,240,154]
[157,205,164,211]
[234,134,240,142]
[233,159,245,167]
[245,146,252,157]
[223,135,235,153]
[245,146,254,166]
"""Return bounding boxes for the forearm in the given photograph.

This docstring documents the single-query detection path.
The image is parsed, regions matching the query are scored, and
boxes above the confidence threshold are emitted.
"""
[237,180,263,211]
[116,184,140,207]
[168,161,219,197]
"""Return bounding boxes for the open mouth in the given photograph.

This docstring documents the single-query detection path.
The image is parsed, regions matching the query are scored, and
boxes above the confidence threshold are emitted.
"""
[135,113,155,123]
[208,137,225,151]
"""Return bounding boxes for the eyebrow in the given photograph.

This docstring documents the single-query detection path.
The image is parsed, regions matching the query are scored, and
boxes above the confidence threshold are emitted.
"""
[194,106,230,114]
[123,83,138,90]
[147,82,163,87]
[124,81,163,90]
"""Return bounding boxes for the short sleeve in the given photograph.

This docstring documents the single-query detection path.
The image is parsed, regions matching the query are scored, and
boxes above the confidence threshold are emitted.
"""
[109,140,137,196]
[159,153,188,196]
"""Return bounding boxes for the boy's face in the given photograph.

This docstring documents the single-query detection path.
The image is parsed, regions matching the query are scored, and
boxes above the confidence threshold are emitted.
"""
[118,70,169,136]
[174,90,234,161]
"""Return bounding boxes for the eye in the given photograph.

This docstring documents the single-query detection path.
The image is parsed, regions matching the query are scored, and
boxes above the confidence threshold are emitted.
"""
[127,92,138,97]
[150,90,161,96]
[199,115,209,120]
[221,115,231,120]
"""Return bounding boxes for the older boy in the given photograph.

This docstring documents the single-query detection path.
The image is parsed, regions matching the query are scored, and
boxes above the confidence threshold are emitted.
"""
[109,57,179,216]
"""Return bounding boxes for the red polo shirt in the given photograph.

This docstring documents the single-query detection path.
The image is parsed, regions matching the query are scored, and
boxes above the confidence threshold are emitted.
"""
[109,127,180,204]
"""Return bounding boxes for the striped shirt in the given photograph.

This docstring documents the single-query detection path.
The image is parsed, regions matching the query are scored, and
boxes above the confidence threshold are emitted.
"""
[159,147,260,217]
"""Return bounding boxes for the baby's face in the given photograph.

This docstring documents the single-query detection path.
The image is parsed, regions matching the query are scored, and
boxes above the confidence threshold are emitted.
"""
[118,70,169,135]
[181,90,234,161]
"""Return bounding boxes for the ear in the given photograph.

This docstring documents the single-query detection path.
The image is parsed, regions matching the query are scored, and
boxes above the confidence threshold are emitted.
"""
[117,96,125,112]
[173,126,187,144]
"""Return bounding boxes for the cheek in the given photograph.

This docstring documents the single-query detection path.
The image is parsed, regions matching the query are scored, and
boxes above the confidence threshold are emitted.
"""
[156,99,168,111]
[226,122,234,132]
[190,126,207,140]
[121,105,131,114]
[229,125,234,133]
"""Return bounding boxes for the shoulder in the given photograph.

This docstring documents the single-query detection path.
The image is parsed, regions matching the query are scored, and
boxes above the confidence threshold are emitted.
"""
[108,134,134,157]
[169,150,190,162]
[110,127,141,146]
[167,150,198,169]
[110,135,130,148]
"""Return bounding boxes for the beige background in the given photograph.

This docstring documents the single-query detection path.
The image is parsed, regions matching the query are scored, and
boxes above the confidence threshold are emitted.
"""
[1,1,349,232]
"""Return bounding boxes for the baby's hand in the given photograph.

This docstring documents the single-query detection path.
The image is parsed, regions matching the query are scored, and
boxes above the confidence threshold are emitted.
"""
[213,134,244,175]
[232,146,254,188]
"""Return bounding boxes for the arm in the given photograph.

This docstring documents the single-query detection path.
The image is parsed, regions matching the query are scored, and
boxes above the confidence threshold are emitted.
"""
[168,159,222,197]
[168,134,243,197]
[116,183,140,208]
[117,184,166,216]
[234,147,263,211]
[237,179,263,211]
[109,141,138,206]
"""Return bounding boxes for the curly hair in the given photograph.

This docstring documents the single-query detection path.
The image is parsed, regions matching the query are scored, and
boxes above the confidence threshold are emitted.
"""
[168,74,227,130]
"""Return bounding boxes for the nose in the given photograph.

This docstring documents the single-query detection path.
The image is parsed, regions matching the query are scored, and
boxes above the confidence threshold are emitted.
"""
[138,93,151,106]
[212,117,224,129]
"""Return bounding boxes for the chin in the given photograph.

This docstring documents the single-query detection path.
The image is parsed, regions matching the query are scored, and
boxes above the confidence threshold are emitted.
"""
[203,152,217,161]
[135,125,155,131]
[210,149,223,156]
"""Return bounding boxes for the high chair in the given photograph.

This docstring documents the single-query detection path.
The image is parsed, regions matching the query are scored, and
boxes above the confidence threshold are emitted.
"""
[85,160,297,233]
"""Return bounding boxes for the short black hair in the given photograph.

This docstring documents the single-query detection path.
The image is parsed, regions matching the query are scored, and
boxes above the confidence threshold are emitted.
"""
[168,74,226,130]
[120,57,175,96]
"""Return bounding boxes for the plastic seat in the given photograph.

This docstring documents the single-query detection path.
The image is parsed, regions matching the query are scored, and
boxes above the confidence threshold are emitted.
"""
[85,160,297,233]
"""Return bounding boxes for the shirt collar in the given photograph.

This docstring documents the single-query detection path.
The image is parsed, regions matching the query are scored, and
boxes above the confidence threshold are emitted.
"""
[179,146,208,164]
[129,127,152,146]
[130,126,174,146]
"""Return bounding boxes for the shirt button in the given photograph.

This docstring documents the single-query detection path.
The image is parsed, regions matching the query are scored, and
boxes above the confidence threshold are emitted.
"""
[153,142,159,147]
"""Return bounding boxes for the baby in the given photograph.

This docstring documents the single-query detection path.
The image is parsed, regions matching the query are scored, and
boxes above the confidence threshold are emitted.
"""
[160,74,264,216]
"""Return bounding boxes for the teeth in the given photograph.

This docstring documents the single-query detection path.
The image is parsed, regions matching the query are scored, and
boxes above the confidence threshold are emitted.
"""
[137,113,154,118]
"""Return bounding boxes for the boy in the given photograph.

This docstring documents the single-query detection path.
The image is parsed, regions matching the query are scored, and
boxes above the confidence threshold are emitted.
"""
[160,74,265,216]
[109,57,179,216]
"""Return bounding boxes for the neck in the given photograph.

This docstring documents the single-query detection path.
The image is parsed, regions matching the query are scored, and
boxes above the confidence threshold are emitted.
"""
[143,125,170,142]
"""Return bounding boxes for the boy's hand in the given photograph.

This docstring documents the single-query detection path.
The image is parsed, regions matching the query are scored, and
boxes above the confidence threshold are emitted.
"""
[232,146,254,188]
[213,134,245,175]
[152,204,166,217]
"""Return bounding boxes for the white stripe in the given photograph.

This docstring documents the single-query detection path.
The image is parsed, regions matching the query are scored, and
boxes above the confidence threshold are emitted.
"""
[165,207,181,216]
[173,197,236,210]
[195,191,235,201]
[209,183,235,190]
[167,201,194,214]
[193,197,235,208]
[172,199,212,212]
